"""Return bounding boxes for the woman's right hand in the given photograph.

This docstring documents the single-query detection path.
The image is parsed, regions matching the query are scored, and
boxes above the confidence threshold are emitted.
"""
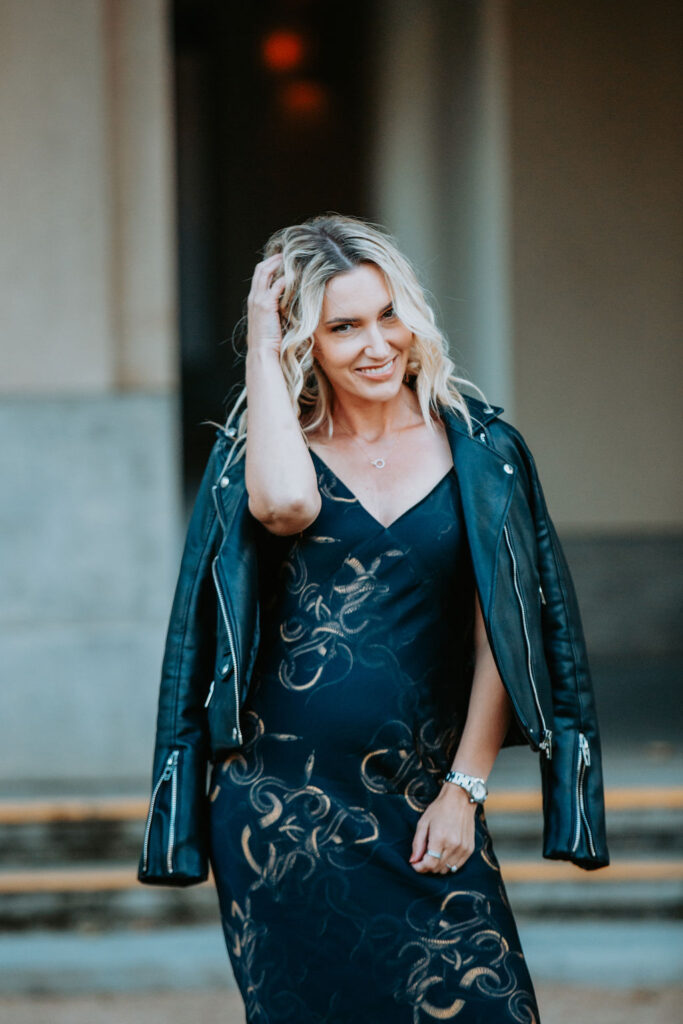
[246,253,288,358]
[244,250,321,535]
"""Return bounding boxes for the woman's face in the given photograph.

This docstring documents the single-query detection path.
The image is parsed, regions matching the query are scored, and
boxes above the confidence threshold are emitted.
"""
[311,263,413,403]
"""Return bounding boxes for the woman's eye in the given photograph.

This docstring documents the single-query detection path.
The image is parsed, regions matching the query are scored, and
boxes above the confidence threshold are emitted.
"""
[332,323,353,333]
[383,307,395,319]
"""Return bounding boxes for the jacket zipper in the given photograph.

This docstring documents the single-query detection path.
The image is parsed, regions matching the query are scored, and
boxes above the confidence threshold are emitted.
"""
[204,680,215,708]
[210,445,244,745]
[141,749,179,874]
[572,732,596,856]
[503,521,553,759]
[211,557,243,744]
[477,427,552,760]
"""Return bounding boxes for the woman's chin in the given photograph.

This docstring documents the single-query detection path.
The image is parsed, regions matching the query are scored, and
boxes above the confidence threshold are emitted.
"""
[349,375,404,400]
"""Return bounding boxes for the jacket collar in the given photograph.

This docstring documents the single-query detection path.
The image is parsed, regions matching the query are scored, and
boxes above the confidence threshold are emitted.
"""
[438,394,504,439]
[438,396,515,617]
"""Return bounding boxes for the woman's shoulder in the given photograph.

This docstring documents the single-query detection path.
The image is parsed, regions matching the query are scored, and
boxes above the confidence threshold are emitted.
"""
[452,393,531,451]
[450,396,538,496]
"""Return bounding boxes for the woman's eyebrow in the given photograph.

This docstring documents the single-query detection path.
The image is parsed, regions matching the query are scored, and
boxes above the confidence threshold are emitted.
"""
[324,302,393,326]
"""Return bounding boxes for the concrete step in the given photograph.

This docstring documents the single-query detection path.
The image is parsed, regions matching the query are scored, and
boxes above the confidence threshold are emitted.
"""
[1,861,681,930]
[1,787,680,929]
[1,787,681,865]
[0,920,682,997]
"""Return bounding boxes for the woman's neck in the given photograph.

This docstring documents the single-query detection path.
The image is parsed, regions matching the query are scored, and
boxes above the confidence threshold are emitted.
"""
[329,384,421,441]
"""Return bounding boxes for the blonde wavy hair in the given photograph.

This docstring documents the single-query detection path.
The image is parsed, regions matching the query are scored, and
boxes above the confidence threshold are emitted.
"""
[211,213,490,457]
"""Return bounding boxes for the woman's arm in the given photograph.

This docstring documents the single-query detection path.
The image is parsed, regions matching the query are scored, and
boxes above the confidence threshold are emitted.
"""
[504,422,610,867]
[409,588,512,874]
[446,587,513,781]
[245,254,321,535]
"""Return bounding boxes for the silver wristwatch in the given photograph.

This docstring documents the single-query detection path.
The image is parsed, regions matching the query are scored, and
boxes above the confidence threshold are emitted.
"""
[444,770,488,804]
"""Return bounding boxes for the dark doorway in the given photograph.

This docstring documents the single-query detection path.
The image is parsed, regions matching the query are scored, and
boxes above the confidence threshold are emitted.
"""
[173,0,377,499]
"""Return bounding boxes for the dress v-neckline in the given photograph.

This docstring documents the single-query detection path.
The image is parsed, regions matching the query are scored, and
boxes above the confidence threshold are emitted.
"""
[309,448,455,532]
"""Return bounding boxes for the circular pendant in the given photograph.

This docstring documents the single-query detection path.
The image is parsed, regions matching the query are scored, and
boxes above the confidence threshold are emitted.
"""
[371,457,386,469]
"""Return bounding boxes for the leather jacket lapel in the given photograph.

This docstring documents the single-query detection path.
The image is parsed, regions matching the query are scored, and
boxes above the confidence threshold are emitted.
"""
[441,407,516,621]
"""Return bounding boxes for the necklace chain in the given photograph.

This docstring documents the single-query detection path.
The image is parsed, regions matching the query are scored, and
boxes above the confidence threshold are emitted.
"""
[334,423,404,469]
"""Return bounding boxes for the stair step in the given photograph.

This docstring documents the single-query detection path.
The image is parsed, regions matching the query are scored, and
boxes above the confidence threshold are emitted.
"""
[0,859,679,931]
[1,785,681,823]
[1,788,680,867]
[0,857,681,894]
[1,920,682,997]
[0,798,146,825]
[0,787,680,929]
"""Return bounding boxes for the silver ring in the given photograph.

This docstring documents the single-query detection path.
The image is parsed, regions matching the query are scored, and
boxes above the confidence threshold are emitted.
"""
[426,848,442,859]
[448,864,458,872]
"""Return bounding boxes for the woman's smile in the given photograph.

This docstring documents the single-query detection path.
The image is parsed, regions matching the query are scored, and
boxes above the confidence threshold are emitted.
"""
[354,355,398,380]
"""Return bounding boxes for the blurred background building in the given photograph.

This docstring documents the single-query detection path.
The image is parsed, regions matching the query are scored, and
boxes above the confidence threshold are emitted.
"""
[2,0,680,790]
[0,0,681,1017]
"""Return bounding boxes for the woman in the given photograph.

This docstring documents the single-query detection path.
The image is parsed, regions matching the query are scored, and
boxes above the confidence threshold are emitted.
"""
[138,213,609,1023]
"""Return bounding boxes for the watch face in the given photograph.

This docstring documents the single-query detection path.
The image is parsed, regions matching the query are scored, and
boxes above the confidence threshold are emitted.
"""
[471,781,486,801]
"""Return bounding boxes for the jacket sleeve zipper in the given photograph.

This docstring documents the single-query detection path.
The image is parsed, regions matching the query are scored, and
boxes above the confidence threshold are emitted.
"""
[572,731,597,856]
[210,444,243,745]
[211,556,243,744]
[477,428,552,760]
[503,520,553,760]
[141,749,180,874]
[167,753,178,872]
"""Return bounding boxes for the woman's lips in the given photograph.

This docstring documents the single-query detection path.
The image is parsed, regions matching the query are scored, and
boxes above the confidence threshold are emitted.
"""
[354,355,397,380]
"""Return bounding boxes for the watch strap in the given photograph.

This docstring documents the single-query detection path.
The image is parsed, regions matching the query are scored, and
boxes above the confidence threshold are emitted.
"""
[444,770,488,803]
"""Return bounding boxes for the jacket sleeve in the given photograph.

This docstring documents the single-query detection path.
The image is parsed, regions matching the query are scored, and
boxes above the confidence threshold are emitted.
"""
[507,425,610,870]
[137,435,225,887]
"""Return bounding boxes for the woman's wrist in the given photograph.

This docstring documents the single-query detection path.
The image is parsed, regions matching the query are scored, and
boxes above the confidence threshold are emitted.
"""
[439,781,476,805]
[246,346,282,367]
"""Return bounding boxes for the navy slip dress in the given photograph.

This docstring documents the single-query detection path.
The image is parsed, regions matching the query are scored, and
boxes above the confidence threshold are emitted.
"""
[208,449,541,1024]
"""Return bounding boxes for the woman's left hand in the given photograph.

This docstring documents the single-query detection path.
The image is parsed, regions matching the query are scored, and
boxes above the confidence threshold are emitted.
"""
[409,783,478,874]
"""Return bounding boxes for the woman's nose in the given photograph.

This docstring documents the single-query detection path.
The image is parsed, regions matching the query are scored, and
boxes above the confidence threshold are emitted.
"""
[363,323,392,357]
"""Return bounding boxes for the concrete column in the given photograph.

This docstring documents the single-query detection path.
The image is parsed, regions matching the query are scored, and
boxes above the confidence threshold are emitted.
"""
[0,0,181,788]
[508,0,683,531]
[370,0,515,416]
[104,0,179,391]
[0,0,178,393]
[1,0,116,391]
[368,0,442,285]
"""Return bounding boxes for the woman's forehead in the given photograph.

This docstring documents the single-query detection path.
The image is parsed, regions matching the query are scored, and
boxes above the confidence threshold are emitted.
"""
[321,264,390,317]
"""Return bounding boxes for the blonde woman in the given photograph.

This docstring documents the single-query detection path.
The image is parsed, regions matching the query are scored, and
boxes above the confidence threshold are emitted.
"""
[139,213,609,1023]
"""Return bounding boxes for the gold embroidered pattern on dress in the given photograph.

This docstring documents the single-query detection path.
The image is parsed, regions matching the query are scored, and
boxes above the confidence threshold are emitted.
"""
[210,711,380,886]
[274,543,404,694]
[207,458,539,1022]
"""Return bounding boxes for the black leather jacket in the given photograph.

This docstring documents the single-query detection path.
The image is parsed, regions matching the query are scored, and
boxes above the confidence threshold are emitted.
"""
[137,395,610,886]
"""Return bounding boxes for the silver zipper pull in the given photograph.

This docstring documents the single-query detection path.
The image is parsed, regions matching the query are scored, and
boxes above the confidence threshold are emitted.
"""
[539,729,553,759]
[204,680,215,708]
[578,732,591,766]
[161,751,179,780]
[539,584,546,605]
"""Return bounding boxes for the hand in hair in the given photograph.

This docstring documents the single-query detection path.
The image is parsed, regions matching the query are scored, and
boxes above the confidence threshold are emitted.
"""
[246,253,287,358]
